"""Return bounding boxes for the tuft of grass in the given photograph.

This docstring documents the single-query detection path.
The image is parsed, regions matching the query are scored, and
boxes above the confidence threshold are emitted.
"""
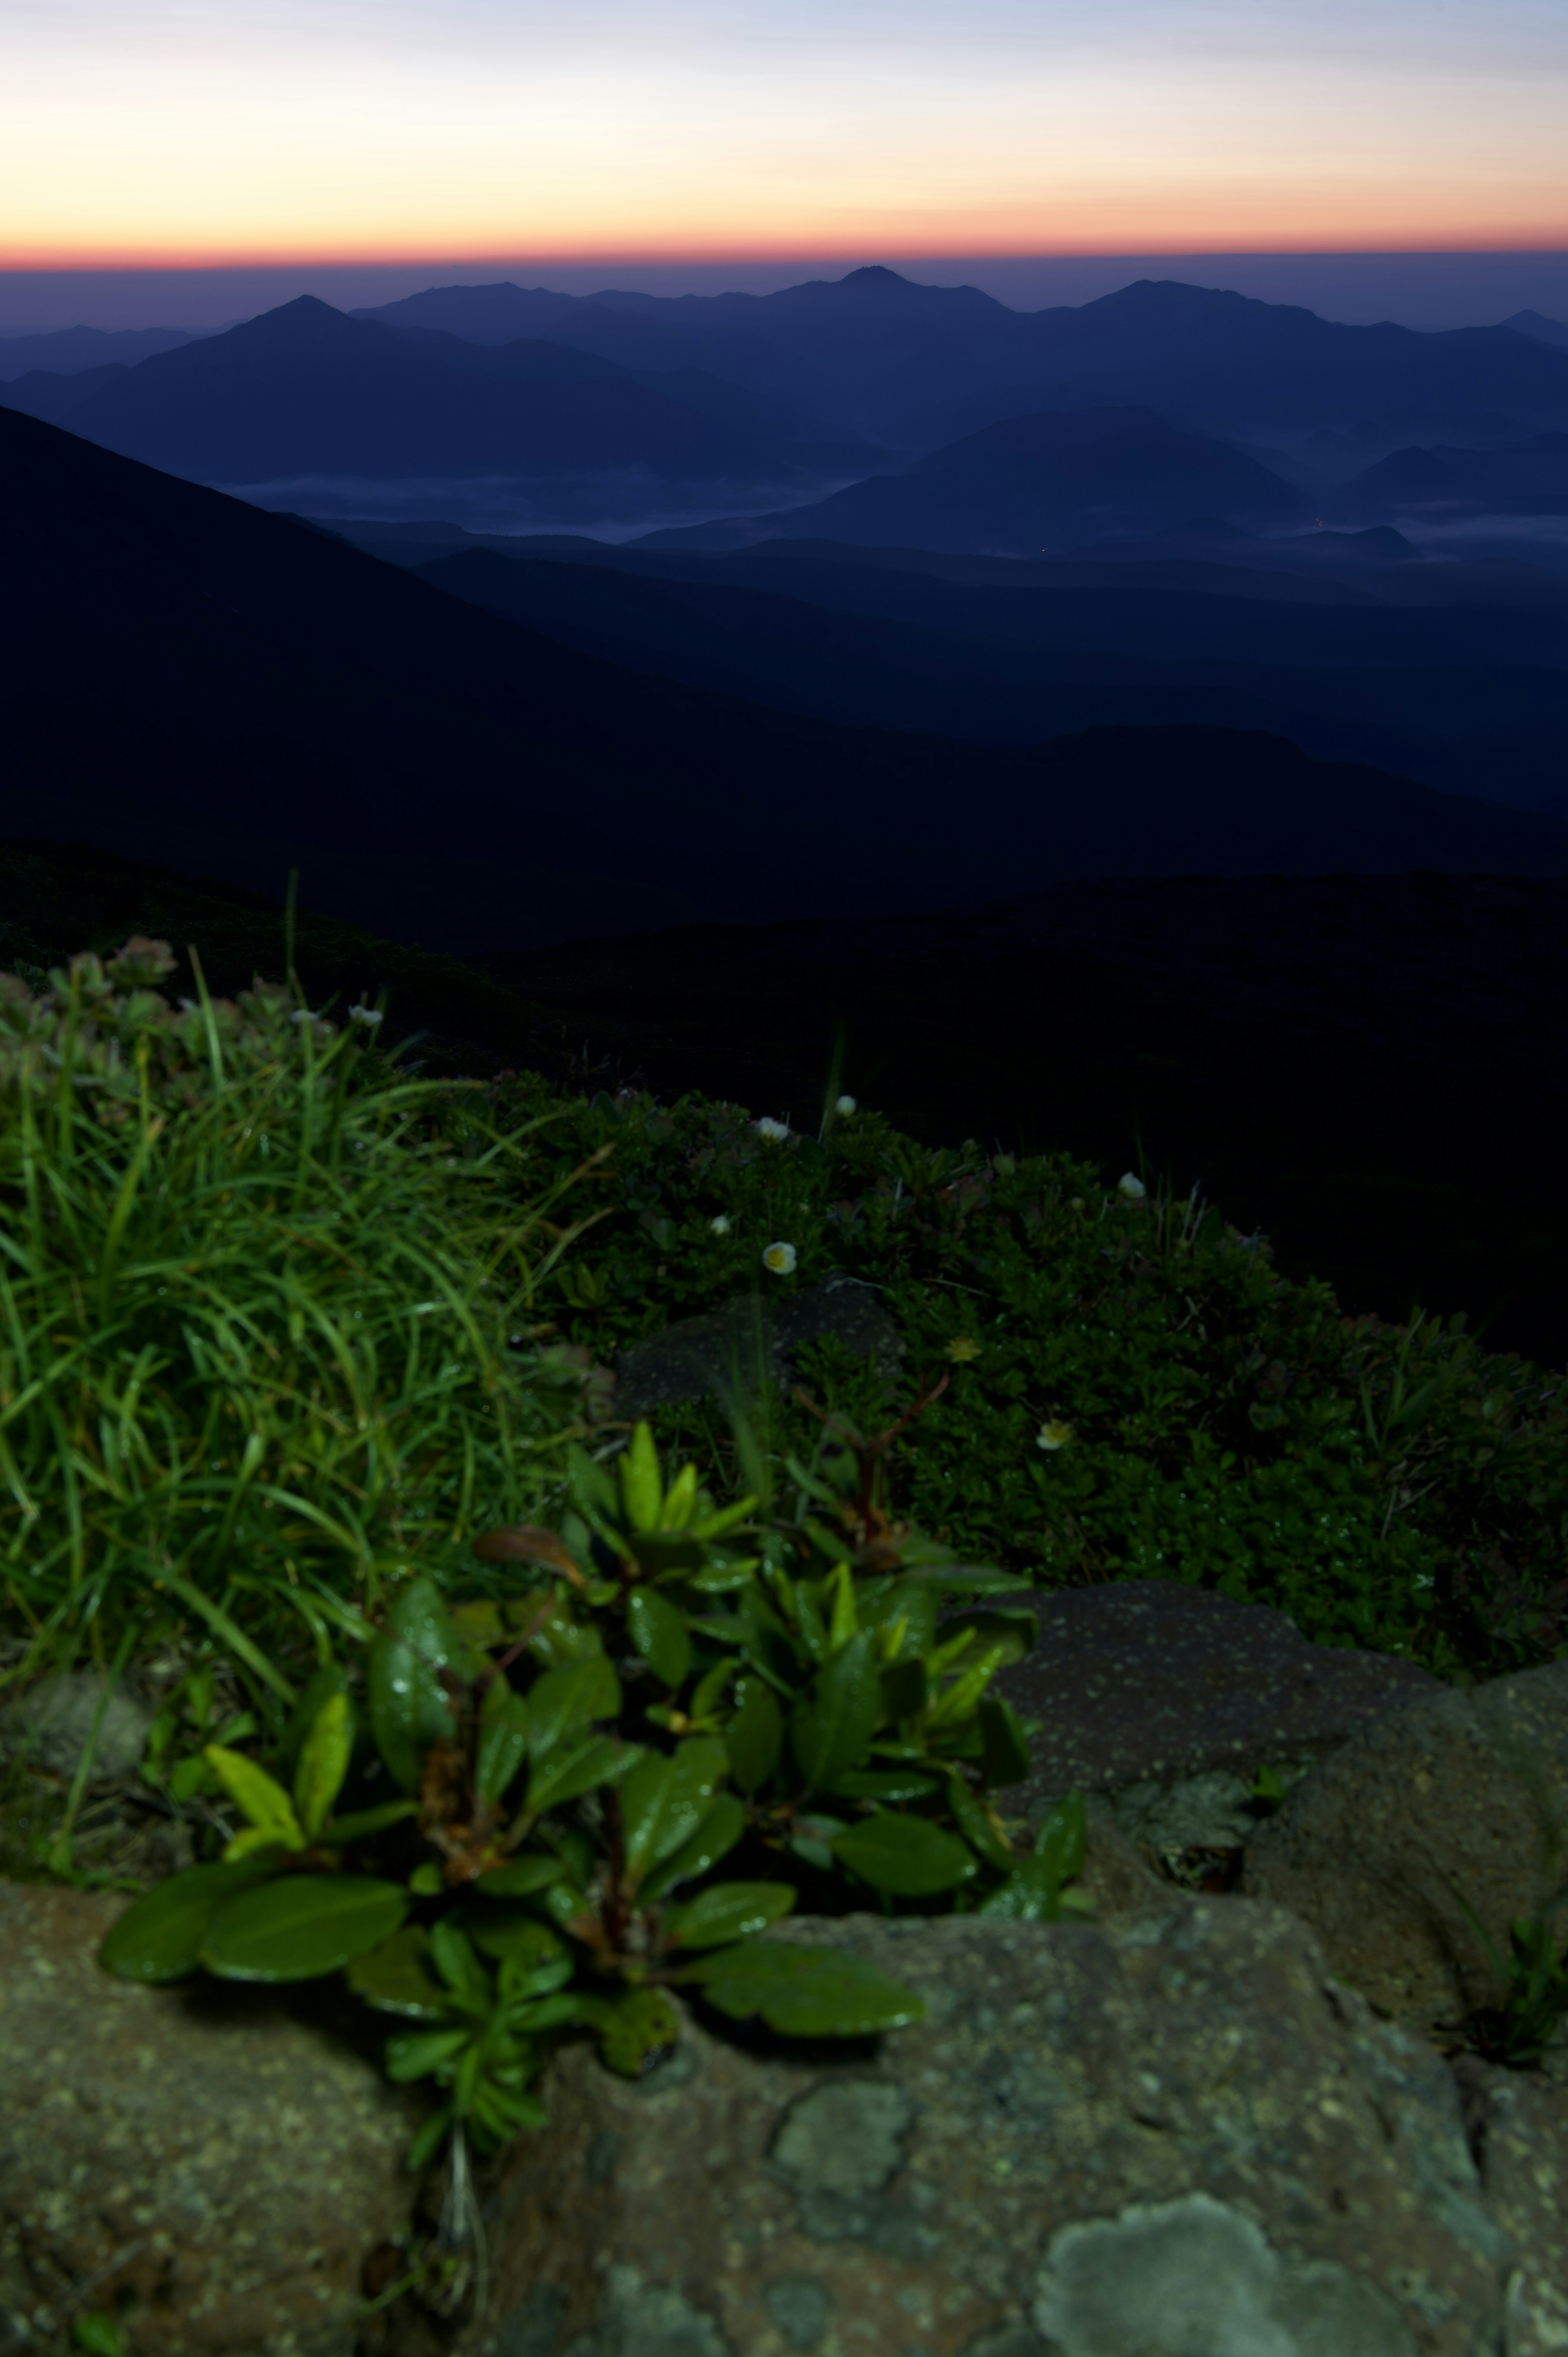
[0,938,593,1717]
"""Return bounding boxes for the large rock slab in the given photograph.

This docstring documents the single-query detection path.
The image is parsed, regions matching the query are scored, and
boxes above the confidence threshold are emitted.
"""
[0,1881,421,2356]
[1242,1657,1568,2031]
[472,1904,1519,2357]
[1450,2055,1568,2357]
[614,1274,903,1418]
[995,1579,1441,1849]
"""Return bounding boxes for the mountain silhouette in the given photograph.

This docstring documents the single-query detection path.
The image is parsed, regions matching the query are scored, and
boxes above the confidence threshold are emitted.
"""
[0,296,869,486]
[359,269,1568,448]
[5,406,1568,958]
[635,407,1312,555]
[1339,431,1568,519]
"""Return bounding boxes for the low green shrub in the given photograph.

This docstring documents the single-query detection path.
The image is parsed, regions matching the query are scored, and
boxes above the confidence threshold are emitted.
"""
[0,940,592,1712]
[100,1420,1087,2163]
[472,1083,1568,1682]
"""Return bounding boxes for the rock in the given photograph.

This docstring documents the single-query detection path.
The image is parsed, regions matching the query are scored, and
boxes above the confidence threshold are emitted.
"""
[994,1579,1441,1849]
[613,1275,903,1418]
[471,1904,1519,2357]
[1449,2055,1568,2357]
[1241,1657,1568,2029]
[0,1671,154,1783]
[0,1881,422,2355]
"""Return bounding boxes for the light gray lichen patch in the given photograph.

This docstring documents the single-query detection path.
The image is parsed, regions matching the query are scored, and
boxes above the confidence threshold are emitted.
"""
[1031,2192,1419,2357]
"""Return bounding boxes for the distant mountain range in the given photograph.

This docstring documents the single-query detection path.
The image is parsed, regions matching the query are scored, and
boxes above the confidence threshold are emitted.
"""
[1502,312,1568,354]
[1338,431,1568,521]
[355,270,1568,453]
[0,324,198,380]
[5,406,1567,957]
[0,296,870,494]
[633,407,1312,555]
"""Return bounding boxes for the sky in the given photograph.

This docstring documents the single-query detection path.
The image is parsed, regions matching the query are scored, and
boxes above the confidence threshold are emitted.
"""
[4,0,1568,277]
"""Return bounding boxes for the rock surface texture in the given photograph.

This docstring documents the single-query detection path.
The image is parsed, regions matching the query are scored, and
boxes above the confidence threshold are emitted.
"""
[995,1579,1441,1848]
[1243,1657,1568,2029]
[471,1905,1520,2357]
[0,1882,421,2356]
[613,1274,904,1419]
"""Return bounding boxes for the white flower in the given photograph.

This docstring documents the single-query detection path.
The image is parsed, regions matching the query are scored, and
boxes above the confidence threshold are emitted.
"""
[350,1004,384,1028]
[1037,1420,1074,1452]
[762,1241,797,1276]
[1117,1172,1147,1201]
[834,1094,857,1117]
[709,1215,732,1236]
[756,1117,790,1142]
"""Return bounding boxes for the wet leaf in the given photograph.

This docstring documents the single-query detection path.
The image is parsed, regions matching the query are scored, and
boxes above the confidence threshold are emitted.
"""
[526,1653,621,1759]
[831,1811,978,1896]
[620,1738,728,1887]
[473,1523,583,1581]
[626,1587,692,1690]
[790,1632,880,1792]
[526,1733,638,1816]
[294,1691,354,1840]
[662,1880,796,1950]
[639,1793,746,1902]
[684,1941,926,2035]
[474,1854,566,1899]
[202,1875,408,1982]
[476,1683,530,1806]
[619,1422,664,1533]
[98,1861,270,1983]
[726,1674,783,1794]
[368,1580,460,1793]
[347,1924,450,2018]
[205,1745,304,1852]
[430,1918,493,2011]
[321,1798,419,1844]
[385,2026,470,2083]
[828,1766,944,1803]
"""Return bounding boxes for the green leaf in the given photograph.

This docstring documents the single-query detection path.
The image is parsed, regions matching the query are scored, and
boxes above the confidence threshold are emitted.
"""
[1034,1790,1087,1886]
[525,1733,639,1816]
[72,2317,124,2357]
[790,1631,880,1792]
[828,1766,944,1802]
[626,1587,692,1690]
[475,1683,530,1807]
[831,1811,978,1896]
[620,1422,665,1532]
[468,1913,571,1987]
[202,1875,409,1982]
[978,1695,1033,1789]
[98,1862,270,1983]
[347,1925,450,2018]
[620,1737,728,1887]
[880,1657,928,1721]
[940,1607,1039,1671]
[726,1674,783,1795]
[598,1985,682,2076]
[526,1653,621,1759]
[321,1798,419,1844]
[639,1793,746,1903]
[430,1919,493,2011]
[946,1777,1017,1872]
[278,1662,350,1783]
[367,1579,460,1793]
[386,2026,471,2083]
[294,1691,354,1840]
[406,2103,457,2170]
[474,1854,566,1899]
[684,1941,926,2036]
[663,1881,796,1950]
[977,1793,1087,1921]
[205,1744,305,1851]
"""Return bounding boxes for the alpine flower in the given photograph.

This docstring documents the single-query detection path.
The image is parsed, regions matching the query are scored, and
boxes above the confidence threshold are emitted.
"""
[762,1241,797,1276]
[709,1215,732,1236]
[945,1336,982,1363]
[1037,1420,1074,1451]
[1117,1172,1147,1201]
[756,1117,790,1142]
[835,1095,858,1117]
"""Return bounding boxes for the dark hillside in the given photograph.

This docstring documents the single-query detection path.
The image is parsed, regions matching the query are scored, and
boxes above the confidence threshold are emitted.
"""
[7,408,1568,954]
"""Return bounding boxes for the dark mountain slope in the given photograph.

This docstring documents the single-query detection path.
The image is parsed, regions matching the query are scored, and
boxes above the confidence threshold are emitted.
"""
[639,407,1311,556]
[0,297,866,485]
[5,408,1568,959]
[411,542,1568,807]
[1339,432,1568,520]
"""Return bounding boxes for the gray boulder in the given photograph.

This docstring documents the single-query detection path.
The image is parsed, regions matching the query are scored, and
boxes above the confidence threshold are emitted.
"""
[0,1670,154,1783]
[995,1580,1440,1856]
[1449,2055,1568,2357]
[1242,1657,1568,2031]
[472,1904,1518,2357]
[613,1275,903,1419]
[0,1881,422,2356]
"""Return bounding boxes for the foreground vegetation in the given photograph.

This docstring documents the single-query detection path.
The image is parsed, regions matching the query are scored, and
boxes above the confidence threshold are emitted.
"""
[0,930,1564,2342]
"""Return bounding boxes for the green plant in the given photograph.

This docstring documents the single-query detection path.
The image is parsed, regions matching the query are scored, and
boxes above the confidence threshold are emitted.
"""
[482,1084,1568,1680]
[99,1421,1088,2159]
[0,939,598,1733]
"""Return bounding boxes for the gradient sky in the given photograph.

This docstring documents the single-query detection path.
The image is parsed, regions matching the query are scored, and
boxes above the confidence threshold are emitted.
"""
[4,0,1567,269]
